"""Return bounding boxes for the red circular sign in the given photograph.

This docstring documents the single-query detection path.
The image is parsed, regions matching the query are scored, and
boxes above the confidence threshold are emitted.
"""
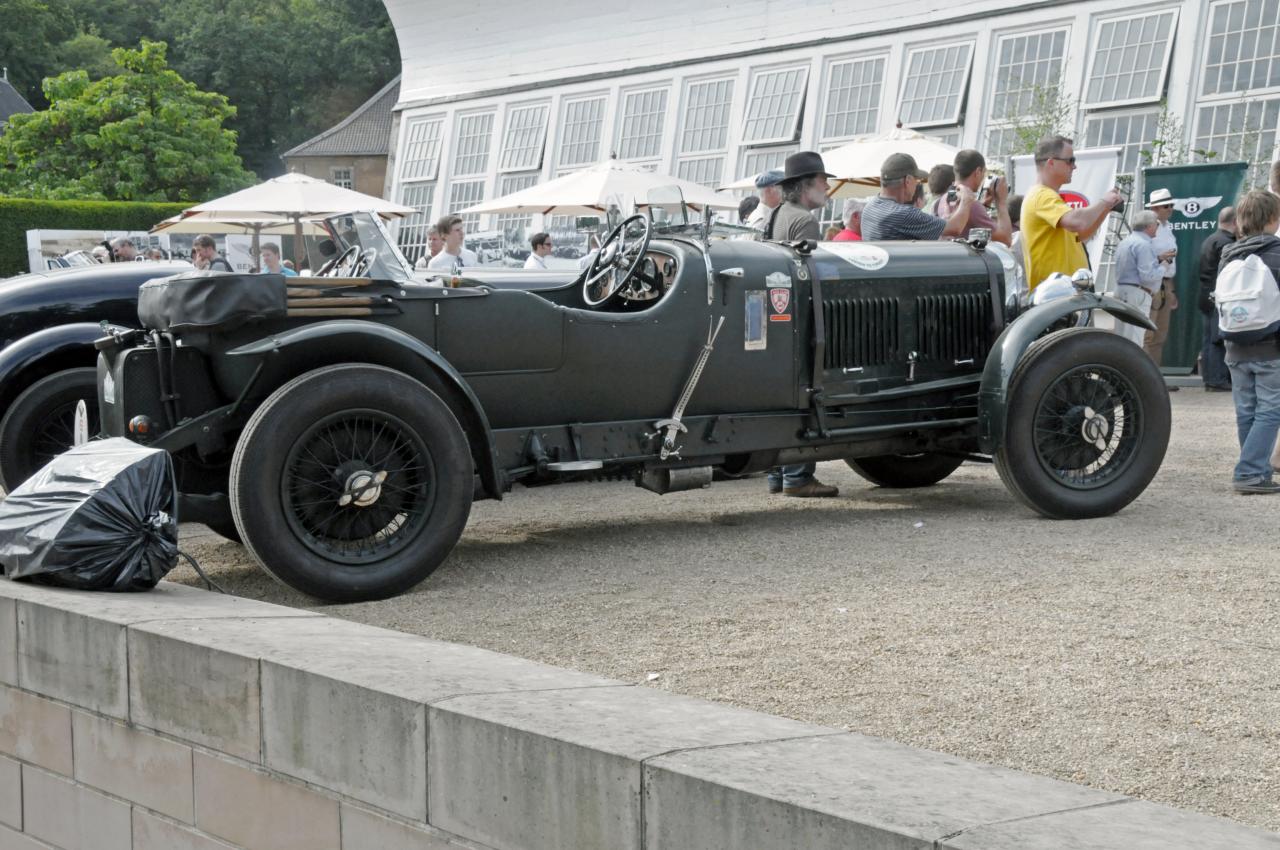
[1059,190,1089,209]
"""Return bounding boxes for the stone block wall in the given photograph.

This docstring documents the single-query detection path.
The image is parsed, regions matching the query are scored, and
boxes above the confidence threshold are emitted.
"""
[0,579,1275,850]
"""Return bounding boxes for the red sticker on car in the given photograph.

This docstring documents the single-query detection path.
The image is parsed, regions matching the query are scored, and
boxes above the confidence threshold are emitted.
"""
[770,288,790,314]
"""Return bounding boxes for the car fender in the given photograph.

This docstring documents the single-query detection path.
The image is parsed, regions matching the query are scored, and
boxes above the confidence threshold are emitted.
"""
[227,321,503,499]
[977,293,1156,453]
[0,323,104,409]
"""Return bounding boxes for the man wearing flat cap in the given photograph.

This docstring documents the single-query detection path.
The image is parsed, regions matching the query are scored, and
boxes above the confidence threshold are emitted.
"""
[861,153,976,241]
[763,151,840,498]
[1144,187,1180,365]
[746,169,785,233]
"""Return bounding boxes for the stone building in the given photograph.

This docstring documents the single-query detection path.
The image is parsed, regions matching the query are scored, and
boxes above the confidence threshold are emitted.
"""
[282,76,400,197]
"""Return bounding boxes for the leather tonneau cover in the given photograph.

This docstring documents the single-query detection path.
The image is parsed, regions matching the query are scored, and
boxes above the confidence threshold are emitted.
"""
[137,271,287,332]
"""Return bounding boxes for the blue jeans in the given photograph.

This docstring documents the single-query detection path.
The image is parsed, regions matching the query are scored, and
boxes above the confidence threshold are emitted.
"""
[767,463,815,489]
[1227,358,1280,482]
[1200,312,1231,387]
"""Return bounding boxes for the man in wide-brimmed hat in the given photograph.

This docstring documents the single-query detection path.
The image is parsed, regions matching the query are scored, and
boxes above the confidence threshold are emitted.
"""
[1144,187,1180,367]
[762,151,840,499]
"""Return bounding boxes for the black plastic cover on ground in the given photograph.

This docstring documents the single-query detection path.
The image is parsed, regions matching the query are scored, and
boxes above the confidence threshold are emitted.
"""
[0,438,178,591]
[138,270,287,333]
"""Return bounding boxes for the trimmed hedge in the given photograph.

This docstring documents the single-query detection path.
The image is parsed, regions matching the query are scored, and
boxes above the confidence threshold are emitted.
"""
[0,198,189,277]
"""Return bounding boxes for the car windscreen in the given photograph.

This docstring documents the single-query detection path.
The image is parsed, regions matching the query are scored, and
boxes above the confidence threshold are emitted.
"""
[324,212,416,283]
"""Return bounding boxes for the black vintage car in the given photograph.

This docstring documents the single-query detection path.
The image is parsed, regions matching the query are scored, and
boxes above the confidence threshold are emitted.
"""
[94,208,1169,602]
[0,260,193,490]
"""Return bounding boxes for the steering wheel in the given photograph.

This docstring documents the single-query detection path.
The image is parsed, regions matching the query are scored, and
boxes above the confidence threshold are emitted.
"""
[582,214,653,307]
[321,245,360,277]
[351,248,378,278]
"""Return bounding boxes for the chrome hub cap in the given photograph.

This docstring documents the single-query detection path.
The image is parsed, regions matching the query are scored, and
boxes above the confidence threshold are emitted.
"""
[339,470,387,507]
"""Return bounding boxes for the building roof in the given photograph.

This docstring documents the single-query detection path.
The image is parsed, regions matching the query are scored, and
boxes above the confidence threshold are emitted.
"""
[0,77,34,126]
[283,76,400,158]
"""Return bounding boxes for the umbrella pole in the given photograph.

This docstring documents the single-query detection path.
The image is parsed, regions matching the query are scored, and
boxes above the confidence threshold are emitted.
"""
[293,214,304,270]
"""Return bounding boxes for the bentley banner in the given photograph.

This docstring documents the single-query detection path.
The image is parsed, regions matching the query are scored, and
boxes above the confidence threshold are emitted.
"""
[1142,162,1249,373]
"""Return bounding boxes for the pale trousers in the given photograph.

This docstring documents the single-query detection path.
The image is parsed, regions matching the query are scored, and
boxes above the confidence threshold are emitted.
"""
[1113,285,1154,350]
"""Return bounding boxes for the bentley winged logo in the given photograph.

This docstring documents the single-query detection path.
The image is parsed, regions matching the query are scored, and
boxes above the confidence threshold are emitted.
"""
[1175,196,1223,219]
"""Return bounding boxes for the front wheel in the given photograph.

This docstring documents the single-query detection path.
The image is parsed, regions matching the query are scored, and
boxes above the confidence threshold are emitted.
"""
[845,453,964,488]
[0,368,99,492]
[994,328,1170,519]
[229,364,473,602]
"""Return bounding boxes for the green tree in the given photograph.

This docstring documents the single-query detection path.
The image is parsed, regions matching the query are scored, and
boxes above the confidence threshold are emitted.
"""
[0,40,255,202]
[52,31,118,80]
[0,0,72,105]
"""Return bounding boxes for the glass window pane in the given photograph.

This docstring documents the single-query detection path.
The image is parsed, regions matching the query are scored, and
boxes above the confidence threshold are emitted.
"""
[743,67,808,143]
[452,112,495,177]
[448,179,486,229]
[396,182,437,264]
[559,96,607,167]
[900,42,973,125]
[499,104,549,172]
[400,117,444,182]
[989,28,1068,120]
[618,88,669,160]
[1200,0,1279,97]
[680,78,735,154]
[1194,97,1280,186]
[1085,11,1178,106]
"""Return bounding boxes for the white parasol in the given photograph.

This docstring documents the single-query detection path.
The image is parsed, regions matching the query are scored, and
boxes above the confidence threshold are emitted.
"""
[462,159,739,217]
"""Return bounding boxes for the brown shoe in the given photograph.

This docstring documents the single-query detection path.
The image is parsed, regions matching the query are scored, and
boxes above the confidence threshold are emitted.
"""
[783,479,839,498]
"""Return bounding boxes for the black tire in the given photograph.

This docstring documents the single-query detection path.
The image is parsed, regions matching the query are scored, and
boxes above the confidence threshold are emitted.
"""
[229,364,473,602]
[845,453,964,488]
[994,328,1170,519]
[0,368,99,492]
[204,517,242,544]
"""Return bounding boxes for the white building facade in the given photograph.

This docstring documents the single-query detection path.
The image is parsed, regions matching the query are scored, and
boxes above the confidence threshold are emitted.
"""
[382,0,1280,262]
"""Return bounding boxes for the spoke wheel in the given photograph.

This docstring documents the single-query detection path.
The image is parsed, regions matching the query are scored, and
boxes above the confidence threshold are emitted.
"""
[995,329,1169,519]
[281,409,436,564]
[230,364,473,602]
[0,368,99,492]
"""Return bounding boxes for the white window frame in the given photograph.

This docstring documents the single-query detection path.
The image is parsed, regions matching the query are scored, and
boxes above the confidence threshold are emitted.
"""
[986,27,1070,123]
[736,145,796,185]
[452,110,496,178]
[494,172,542,235]
[557,93,608,170]
[1082,107,1163,175]
[448,178,487,229]
[498,102,550,174]
[395,182,438,265]
[677,75,736,156]
[898,40,975,129]
[1193,97,1280,185]
[328,166,354,190]
[675,156,726,188]
[1082,9,1180,110]
[1200,0,1280,98]
[741,64,809,145]
[397,114,445,183]
[819,52,887,143]
[615,84,670,163]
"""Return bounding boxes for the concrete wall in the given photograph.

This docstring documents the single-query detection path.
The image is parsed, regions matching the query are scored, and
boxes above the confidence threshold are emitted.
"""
[282,156,389,199]
[0,578,1275,850]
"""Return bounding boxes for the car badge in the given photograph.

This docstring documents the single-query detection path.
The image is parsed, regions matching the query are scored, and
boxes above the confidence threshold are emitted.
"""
[770,288,790,314]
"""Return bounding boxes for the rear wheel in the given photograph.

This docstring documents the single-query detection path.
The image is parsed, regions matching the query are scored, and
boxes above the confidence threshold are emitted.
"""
[229,364,473,602]
[994,328,1169,519]
[845,453,964,488]
[0,368,99,492]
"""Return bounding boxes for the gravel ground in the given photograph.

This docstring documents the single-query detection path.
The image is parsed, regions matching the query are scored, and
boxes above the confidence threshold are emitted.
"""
[173,390,1280,834]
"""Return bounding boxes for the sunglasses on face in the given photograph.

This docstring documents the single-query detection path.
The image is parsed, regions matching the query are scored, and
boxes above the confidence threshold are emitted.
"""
[1053,157,1077,165]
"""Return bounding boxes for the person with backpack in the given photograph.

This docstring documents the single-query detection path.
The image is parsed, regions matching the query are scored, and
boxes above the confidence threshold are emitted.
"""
[1214,190,1280,494]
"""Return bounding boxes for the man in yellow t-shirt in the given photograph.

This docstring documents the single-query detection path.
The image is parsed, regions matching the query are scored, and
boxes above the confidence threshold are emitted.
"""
[1021,136,1122,289]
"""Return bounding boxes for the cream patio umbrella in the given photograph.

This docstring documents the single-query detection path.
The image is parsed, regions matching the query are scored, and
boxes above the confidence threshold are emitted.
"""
[461,159,739,217]
[718,128,958,199]
[173,173,415,266]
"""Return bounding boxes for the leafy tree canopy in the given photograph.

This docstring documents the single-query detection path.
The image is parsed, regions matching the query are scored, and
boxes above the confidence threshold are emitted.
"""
[0,40,255,202]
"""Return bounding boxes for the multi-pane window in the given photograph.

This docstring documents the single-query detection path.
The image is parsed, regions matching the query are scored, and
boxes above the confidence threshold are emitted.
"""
[680,78,735,154]
[396,182,436,264]
[932,128,963,147]
[1202,0,1280,96]
[742,67,808,144]
[986,127,1021,161]
[499,103,549,172]
[989,30,1068,120]
[822,56,885,140]
[329,167,353,190]
[738,146,795,183]
[1195,98,1280,185]
[899,42,974,127]
[676,156,725,188]
[1084,11,1178,107]
[448,179,486,229]
[399,116,444,182]
[1083,109,1161,175]
[617,88,669,160]
[559,96,606,168]
[494,173,541,236]
[453,112,495,177]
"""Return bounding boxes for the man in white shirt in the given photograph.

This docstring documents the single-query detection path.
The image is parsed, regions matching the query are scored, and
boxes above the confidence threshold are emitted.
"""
[745,169,784,233]
[426,215,479,273]
[1144,188,1180,367]
[523,232,553,269]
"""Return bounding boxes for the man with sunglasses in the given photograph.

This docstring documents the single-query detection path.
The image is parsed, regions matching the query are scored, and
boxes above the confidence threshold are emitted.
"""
[1021,136,1121,290]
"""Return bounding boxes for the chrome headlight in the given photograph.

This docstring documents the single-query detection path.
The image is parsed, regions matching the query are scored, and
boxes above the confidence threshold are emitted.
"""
[988,242,1027,317]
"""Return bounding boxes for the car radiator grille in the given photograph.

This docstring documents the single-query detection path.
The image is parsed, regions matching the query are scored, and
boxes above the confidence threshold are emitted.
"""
[915,292,992,364]
[823,296,899,370]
